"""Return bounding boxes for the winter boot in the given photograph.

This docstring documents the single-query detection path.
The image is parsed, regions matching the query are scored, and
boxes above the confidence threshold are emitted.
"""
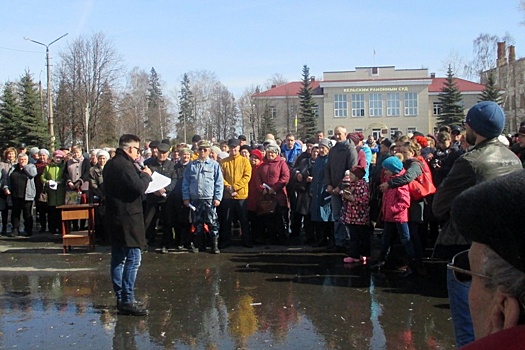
[212,236,220,254]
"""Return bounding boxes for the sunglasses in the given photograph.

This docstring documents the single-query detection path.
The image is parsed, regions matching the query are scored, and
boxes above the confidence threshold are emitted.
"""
[447,250,489,285]
[198,147,209,152]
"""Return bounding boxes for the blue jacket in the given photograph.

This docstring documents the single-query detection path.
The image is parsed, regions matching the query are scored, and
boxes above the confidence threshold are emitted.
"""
[182,157,224,201]
[281,142,303,168]
[361,144,373,182]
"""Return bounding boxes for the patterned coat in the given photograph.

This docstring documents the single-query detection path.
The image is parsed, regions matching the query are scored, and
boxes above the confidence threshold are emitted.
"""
[341,179,369,225]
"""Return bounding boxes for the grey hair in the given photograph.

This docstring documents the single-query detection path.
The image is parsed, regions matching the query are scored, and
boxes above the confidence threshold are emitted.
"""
[481,247,525,311]
[265,144,280,154]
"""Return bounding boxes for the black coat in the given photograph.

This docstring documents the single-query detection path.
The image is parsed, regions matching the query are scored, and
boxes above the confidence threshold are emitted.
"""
[103,148,151,248]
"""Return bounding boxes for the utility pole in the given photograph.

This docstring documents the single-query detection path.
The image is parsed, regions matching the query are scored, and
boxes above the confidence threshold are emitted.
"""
[25,33,68,151]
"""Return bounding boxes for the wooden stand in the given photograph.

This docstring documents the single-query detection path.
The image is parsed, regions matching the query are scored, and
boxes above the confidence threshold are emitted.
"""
[58,204,95,253]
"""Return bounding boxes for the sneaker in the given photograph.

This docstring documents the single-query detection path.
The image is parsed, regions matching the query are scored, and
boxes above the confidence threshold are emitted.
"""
[343,257,361,263]
[159,247,169,254]
[118,302,148,316]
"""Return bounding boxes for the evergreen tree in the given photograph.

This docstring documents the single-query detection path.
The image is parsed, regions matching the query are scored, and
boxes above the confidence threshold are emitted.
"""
[437,66,464,127]
[18,71,48,147]
[297,65,318,140]
[145,67,164,140]
[178,73,194,143]
[259,106,277,142]
[479,72,502,104]
[0,82,24,147]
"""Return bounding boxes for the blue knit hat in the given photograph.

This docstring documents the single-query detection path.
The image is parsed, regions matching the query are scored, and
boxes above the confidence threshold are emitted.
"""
[382,156,403,174]
[465,101,505,139]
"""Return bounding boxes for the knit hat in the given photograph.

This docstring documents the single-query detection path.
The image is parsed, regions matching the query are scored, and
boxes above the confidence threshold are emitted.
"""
[347,132,363,145]
[210,146,221,155]
[29,147,39,155]
[413,135,428,148]
[191,135,202,143]
[465,101,505,139]
[38,148,50,157]
[350,165,366,180]
[318,138,332,150]
[380,138,392,149]
[96,150,110,159]
[451,169,525,273]
[52,150,65,158]
[250,149,264,161]
[382,156,403,174]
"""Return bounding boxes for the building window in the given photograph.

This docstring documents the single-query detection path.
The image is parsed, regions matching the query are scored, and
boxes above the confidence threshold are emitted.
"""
[433,102,442,115]
[404,93,418,116]
[351,94,365,117]
[387,93,400,116]
[369,93,383,117]
[371,128,382,140]
[354,128,363,133]
[334,94,347,118]
[407,127,417,134]
[270,106,277,119]
[390,127,399,138]
[328,129,334,136]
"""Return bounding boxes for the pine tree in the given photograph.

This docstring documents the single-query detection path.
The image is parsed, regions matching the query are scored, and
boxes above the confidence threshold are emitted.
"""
[297,65,318,140]
[259,106,277,142]
[437,66,464,127]
[479,72,502,104]
[145,67,164,140]
[178,73,194,143]
[18,71,48,147]
[0,82,24,147]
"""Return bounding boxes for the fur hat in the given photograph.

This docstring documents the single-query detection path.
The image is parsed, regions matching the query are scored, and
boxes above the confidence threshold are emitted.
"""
[451,169,525,273]
[465,101,505,139]
[382,156,403,174]
[96,150,110,159]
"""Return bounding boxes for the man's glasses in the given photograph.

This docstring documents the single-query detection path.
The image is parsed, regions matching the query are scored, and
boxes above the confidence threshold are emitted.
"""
[198,147,209,152]
[447,250,489,285]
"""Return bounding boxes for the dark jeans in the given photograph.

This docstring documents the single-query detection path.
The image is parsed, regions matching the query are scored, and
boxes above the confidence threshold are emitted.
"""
[220,198,251,245]
[47,206,62,234]
[11,198,33,234]
[36,201,48,231]
[380,221,415,261]
[111,246,142,304]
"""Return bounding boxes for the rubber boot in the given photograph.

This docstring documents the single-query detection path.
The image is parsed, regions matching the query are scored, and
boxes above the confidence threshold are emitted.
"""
[212,236,220,254]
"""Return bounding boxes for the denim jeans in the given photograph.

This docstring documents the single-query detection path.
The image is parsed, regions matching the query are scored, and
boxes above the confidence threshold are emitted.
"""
[111,246,142,304]
[446,269,474,347]
[380,221,415,260]
[331,194,348,246]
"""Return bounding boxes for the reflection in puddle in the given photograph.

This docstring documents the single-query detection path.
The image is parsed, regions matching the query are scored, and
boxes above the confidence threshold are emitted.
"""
[0,253,454,349]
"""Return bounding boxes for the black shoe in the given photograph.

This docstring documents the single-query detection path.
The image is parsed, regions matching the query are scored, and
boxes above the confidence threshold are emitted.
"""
[118,302,148,316]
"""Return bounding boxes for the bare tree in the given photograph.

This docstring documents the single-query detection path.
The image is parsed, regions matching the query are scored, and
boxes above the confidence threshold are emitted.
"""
[264,73,288,90]
[186,70,220,139]
[210,84,237,141]
[117,67,149,139]
[55,32,124,149]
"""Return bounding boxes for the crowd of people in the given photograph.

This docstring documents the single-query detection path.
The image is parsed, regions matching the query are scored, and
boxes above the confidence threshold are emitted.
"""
[1,101,525,344]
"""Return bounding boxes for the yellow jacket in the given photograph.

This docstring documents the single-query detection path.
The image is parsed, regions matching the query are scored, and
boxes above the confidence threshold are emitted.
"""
[220,154,251,200]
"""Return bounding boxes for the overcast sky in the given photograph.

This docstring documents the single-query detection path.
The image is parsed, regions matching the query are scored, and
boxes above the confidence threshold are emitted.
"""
[1,0,524,97]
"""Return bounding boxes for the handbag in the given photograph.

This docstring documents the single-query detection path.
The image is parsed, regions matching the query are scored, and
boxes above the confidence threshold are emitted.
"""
[256,194,277,216]
[38,191,48,203]
[408,160,436,201]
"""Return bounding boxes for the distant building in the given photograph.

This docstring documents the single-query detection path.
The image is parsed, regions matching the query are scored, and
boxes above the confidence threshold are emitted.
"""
[483,42,524,133]
[254,66,484,140]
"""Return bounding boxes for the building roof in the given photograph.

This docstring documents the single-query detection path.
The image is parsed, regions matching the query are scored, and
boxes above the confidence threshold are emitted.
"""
[254,80,322,98]
[254,77,485,97]
[428,78,485,93]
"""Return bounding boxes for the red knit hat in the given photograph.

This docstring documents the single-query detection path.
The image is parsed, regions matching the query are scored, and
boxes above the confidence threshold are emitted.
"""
[250,149,263,161]
[413,135,428,148]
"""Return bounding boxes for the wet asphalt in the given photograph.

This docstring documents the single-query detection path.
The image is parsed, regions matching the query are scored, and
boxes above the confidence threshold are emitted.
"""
[0,232,456,349]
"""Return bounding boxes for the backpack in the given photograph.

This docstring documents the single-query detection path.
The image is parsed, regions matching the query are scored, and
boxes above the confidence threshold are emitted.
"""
[408,158,436,201]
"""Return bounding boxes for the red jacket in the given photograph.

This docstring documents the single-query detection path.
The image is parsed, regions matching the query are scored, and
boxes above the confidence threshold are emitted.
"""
[254,155,290,207]
[381,168,410,222]
[247,162,263,212]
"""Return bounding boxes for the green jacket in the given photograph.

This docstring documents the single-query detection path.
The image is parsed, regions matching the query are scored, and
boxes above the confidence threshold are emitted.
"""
[41,162,66,207]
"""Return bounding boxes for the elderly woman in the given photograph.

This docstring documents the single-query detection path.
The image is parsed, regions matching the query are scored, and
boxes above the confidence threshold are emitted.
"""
[254,143,290,245]
[5,153,37,237]
[90,150,109,242]
[41,150,67,234]
[35,149,50,232]
[309,139,334,247]
[0,147,17,234]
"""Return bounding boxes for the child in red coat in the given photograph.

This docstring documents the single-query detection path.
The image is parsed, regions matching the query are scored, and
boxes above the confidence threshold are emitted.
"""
[341,166,370,263]
[376,156,416,274]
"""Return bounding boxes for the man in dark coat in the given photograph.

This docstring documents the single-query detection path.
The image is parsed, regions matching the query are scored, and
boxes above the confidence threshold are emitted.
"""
[104,134,152,316]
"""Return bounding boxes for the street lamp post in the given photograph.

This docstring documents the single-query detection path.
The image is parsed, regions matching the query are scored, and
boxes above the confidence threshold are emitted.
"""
[24,33,68,151]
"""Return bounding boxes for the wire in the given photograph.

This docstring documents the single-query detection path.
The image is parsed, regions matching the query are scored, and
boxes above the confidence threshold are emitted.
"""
[0,46,41,53]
